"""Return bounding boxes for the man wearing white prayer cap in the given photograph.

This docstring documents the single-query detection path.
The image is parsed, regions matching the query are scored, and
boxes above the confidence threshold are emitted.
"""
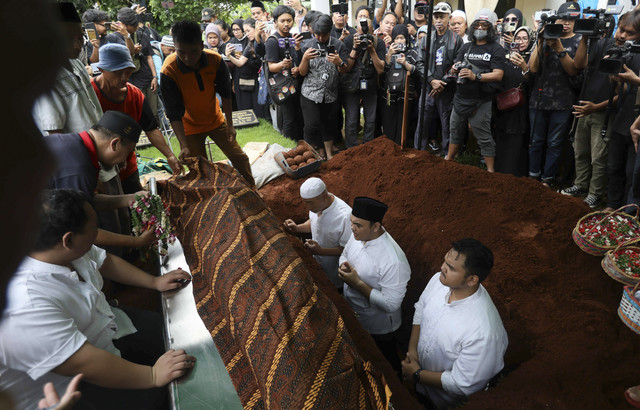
[284,177,352,289]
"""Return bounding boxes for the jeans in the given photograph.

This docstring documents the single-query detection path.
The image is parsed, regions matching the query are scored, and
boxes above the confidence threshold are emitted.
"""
[414,89,454,152]
[344,85,378,148]
[528,109,572,181]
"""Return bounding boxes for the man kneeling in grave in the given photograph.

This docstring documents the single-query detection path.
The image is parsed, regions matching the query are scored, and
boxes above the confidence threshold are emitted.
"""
[401,238,508,409]
[0,189,194,410]
[339,197,411,373]
[284,177,352,289]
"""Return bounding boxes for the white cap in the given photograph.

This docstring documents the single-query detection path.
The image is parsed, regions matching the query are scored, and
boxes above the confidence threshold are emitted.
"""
[300,177,326,199]
[451,10,466,21]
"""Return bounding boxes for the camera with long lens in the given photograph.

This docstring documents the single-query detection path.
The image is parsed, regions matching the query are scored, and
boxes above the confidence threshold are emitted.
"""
[599,41,640,75]
[574,6,622,37]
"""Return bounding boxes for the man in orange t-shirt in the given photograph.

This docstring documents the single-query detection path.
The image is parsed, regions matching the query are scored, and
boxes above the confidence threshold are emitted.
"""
[92,43,181,193]
[160,20,255,188]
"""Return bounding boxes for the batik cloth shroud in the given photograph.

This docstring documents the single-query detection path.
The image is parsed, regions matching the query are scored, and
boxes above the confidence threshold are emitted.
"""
[162,157,391,409]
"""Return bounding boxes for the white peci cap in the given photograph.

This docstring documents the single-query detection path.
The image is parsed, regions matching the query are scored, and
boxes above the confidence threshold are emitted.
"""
[300,177,326,199]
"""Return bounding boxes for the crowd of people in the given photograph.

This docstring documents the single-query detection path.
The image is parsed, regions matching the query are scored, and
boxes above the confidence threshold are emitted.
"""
[186,1,640,212]
[4,0,640,408]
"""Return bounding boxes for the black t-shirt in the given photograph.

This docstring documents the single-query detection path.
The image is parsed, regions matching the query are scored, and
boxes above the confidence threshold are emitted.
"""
[342,34,386,80]
[612,53,640,135]
[331,25,356,39]
[265,33,301,65]
[129,29,155,90]
[529,35,581,110]
[44,133,98,205]
[584,38,616,104]
[454,40,507,101]
[432,33,446,81]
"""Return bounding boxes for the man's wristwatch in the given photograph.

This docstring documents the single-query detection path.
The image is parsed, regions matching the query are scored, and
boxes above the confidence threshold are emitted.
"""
[339,61,347,67]
[476,73,483,82]
[413,368,422,384]
[557,50,567,58]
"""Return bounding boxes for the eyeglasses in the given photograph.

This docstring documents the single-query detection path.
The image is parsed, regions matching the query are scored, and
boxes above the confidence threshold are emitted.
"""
[503,17,518,22]
[232,28,242,32]
[475,22,491,29]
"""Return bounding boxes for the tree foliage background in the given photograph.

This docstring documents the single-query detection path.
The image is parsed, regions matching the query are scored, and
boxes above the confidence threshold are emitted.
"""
[67,0,280,34]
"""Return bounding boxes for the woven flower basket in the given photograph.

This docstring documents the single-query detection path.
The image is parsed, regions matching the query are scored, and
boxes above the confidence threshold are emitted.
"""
[619,281,640,335]
[602,239,640,286]
[572,204,640,256]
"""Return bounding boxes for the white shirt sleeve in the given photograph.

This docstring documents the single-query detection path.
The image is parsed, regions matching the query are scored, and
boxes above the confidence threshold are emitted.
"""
[440,332,504,396]
[338,217,352,247]
[0,303,87,380]
[368,261,409,313]
[33,91,66,133]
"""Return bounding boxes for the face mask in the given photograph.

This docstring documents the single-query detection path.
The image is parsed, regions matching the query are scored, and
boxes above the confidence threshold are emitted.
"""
[474,29,488,40]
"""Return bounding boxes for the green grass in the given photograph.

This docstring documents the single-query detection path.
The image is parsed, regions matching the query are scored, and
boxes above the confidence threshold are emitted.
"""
[136,119,296,162]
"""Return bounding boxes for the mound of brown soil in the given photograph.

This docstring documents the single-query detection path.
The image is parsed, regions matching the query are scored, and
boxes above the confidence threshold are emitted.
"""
[259,137,640,408]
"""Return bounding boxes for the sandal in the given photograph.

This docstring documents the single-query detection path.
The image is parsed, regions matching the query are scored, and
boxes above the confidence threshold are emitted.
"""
[626,386,640,408]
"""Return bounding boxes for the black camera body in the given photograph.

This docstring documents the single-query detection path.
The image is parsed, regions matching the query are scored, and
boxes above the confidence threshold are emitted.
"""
[600,41,640,75]
[330,2,348,15]
[455,60,471,85]
[574,6,621,37]
[416,4,428,15]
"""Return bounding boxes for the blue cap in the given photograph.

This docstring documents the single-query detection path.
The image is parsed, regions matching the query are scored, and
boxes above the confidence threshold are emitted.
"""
[97,43,136,72]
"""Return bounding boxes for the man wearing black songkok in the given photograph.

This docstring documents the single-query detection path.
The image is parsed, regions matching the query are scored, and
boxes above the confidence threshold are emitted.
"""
[338,197,411,373]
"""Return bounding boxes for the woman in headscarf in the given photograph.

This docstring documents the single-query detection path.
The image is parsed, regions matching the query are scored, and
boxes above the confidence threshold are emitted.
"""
[230,19,246,42]
[494,25,534,176]
[204,23,222,52]
[381,24,420,145]
[501,8,524,46]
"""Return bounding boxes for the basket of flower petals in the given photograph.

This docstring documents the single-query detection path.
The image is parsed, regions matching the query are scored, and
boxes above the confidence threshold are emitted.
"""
[573,205,640,256]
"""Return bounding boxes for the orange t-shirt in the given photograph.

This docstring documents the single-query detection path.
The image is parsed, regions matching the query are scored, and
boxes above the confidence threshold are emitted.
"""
[161,49,226,135]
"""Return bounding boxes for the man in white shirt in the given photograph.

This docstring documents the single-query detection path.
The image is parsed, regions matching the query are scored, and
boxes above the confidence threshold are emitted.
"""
[401,238,508,409]
[0,189,194,409]
[284,177,352,289]
[338,196,411,372]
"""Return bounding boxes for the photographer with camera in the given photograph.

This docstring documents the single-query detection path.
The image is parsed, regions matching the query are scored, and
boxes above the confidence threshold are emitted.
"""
[342,14,386,148]
[559,11,633,208]
[527,2,581,187]
[602,10,640,211]
[403,1,429,40]
[266,5,305,140]
[381,24,420,145]
[298,15,349,159]
[445,9,506,172]
[331,7,355,41]
[414,2,463,153]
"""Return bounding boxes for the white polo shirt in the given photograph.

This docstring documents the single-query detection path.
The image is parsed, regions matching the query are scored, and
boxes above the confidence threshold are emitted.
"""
[308,194,352,288]
[0,246,135,410]
[413,273,508,408]
[339,231,411,335]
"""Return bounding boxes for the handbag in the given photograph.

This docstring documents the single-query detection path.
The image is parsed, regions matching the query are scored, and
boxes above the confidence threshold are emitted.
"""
[238,77,256,91]
[496,86,525,111]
